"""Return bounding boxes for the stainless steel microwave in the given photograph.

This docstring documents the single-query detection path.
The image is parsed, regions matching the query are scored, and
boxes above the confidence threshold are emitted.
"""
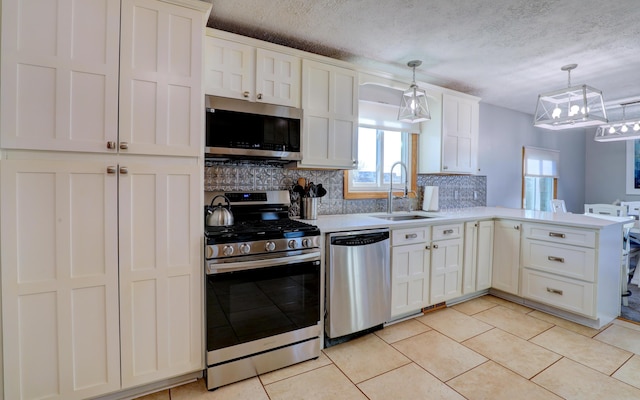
[205,95,302,161]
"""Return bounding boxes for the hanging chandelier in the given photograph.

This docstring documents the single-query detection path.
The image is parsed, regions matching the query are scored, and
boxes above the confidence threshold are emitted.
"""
[594,101,640,142]
[398,60,431,123]
[533,64,607,130]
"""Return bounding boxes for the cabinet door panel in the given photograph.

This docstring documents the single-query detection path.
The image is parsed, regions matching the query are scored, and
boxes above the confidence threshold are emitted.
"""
[119,161,202,388]
[492,220,521,295]
[256,48,301,107]
[476,221,494,290]
[1,159,120,400]
[204,37,254,98]
[1,0,120,153]
[431,238,463,303]
[120,0,204,156]
[391,243,430,317]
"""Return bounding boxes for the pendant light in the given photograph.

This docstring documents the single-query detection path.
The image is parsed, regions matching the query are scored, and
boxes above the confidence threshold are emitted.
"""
[398,60,431,123]
[594,101,640,142]
[533,64,607,130]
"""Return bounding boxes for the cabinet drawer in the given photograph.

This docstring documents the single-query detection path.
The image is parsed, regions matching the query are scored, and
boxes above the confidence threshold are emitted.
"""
[432,223,463,241]
[523,224,596,248]
[522,240,596,281]
[522,268,595,317]
[392,227,430,246]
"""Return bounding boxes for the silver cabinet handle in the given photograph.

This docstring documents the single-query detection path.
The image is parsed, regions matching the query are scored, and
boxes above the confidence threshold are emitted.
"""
[106,141,116,149]
[549,232,566,238]
[425,245,431,250]
[443,166,448,170]
[548,256,565,263]
[547,287,563,295]
[443,229,454,235]
[119,166,128,174]
[514,225,520,230]
[432,244,439,249]
[119,142,129,150]
[257,93,263,99]
[243,91,250,98]
[106,166,117,174]
[405,233,418,239]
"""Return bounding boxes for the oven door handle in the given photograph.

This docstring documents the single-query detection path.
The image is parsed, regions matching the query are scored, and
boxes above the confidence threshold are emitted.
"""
[206,251,320,274]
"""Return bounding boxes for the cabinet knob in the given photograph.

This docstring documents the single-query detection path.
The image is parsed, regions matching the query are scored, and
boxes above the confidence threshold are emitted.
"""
[514,225,520,230]
[119,142,129,150]
[443,166,448,170]
[352,160,357,165]
[106,166,117,174]
[119,166,128,174]
[106,141,116,150]
[425,245,431,250]
[243,91,250,98]
[257,93,263,100]
[432,244,439,249]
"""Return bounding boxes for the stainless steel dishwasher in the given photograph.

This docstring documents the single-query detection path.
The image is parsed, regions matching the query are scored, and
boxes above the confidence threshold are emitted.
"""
[326,228,390,339]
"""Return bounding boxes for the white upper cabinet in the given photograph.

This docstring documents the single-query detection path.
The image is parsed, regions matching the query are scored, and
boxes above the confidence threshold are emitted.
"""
[418,92,480,174]
[0,0,121,153]
[1,0,204,157]
[299,59,358,169]
[119,0,205,157]
[205,34,301,107]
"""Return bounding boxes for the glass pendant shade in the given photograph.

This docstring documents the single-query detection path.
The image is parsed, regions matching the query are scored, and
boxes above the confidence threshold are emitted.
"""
[534,64,607,130]
[398,60,431,123]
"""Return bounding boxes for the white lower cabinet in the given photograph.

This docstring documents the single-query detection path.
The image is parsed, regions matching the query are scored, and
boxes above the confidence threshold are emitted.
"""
[492,220,521,295]
[430,224,464,303]
[463,220,494,294]
[0,156,202,399]
[390,227,430,318]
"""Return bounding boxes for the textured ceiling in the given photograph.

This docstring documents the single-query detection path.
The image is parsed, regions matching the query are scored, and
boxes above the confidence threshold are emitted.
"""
[205,0,640,120]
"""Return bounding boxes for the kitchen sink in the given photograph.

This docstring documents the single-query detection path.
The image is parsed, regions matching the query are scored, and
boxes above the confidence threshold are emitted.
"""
[373,214,437,221]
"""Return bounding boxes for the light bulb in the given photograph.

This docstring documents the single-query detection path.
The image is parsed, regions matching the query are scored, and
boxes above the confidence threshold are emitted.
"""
[552,107,562,119]
[609,126,616,134]
[634,123,640,131]
[569,105,580,116]
[621,124,628,133]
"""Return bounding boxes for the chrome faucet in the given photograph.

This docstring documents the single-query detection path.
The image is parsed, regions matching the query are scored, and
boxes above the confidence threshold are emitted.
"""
[387,161,409,214]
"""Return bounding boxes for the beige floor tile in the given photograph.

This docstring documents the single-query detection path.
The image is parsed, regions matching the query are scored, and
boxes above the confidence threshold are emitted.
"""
[473,305,553,339]
[358,363,466,400]
[259,351,333,385]
[451,296,498,315]
[596,323,640,354]
[134,389,170,400]
[375,318,431,343]
[533,357,640,399]
[448,361,562,400]
[171,377,268,400]
[613,354,640,390]
[264,364,366,400]
[530,326,633,375]
[392,330,487,381]
[484,295,533,313]
[613,318,640,332]
[528,310,603,337]
[463,328,561,379]
[323,333,411,383]
[417,307,493,342]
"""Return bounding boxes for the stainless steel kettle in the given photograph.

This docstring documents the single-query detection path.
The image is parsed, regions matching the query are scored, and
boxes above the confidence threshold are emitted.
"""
[207,195,234,226]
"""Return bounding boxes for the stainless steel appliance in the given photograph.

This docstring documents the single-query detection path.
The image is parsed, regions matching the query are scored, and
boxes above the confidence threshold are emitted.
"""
[326,229,391,339]
[205,95,302,161]
[204,190,321,390]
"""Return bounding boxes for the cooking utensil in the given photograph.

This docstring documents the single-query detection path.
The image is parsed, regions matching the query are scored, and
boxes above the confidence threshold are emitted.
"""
[316,184,327,197]
[207,195,234,226]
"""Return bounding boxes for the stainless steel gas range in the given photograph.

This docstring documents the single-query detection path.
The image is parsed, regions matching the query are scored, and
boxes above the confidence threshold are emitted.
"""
[203,190,321,390]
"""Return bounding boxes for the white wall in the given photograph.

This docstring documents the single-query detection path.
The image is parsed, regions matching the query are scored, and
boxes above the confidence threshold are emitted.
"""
[478,103,587,213]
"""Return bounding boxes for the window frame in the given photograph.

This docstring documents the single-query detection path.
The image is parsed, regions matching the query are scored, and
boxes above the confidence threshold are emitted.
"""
[344,133,419,200]
[521,146,559,210]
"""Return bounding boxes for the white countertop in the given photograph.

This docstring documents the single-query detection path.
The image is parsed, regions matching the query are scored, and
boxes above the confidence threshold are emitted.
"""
[300,207,629,233]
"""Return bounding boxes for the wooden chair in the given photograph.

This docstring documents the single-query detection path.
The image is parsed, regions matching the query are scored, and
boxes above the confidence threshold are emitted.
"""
[549,199,567,213]
[584,203,627,216]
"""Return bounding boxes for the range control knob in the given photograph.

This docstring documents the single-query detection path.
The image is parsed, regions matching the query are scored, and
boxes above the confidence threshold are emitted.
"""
[288,239,298,249]
[239,243,251,254]
[222,245,234,256]
[302,238,312,248]
[265,241,276,251]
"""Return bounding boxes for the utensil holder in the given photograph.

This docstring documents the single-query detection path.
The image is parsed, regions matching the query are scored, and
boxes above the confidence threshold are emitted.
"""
[301,197,318,220]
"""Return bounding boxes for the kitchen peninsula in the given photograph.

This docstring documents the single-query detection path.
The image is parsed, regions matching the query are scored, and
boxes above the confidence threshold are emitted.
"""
[306,207,626,331]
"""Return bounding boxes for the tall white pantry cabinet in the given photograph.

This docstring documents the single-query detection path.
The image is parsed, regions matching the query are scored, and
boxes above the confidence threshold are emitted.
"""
[0,0,210,399]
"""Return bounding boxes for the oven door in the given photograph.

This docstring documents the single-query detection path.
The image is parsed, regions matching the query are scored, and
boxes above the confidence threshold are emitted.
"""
[206,251,321,364]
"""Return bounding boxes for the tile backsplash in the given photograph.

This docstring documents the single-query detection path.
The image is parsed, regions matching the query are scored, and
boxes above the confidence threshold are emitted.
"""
[204,159,486,216]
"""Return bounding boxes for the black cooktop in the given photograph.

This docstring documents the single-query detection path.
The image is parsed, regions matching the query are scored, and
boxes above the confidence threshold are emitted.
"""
[205,218,320,244]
